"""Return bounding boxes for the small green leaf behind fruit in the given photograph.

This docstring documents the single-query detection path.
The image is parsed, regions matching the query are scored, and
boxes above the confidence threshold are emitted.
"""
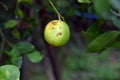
[4,20,19,28]
[12,29,21,39]
[17,0,22,3]
[77,0,91,3]
[87,21,100,34]
[94,0,110,19]
[10,41,43,64]
[110,41,120,49]
[11,56,22,68]
[110,0,120,10]
[27,50,43,63]
[17,0,32,5]
[8,41,43,65]
[9,49,21,57]
[0,65,20,80]
[87,31,120,53]
[81,21,103,42]
[13,41,35,53]
[7,49,22,67]
[111,17,120,29]
[16,8,25,19]
[81,31,97,42]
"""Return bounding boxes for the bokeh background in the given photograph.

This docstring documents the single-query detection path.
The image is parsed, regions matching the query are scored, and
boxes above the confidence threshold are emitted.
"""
[0,0,120,80]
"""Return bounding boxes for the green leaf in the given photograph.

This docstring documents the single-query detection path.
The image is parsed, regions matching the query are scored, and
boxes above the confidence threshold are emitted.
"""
[13,41,35,53]
[27,50,43,63]
[94,0,110,19]
[4,20,19,28]
[110,0,120,10]
[111,17,120,28]
[17,0,23,3]
[81,31,97,42]
[16,8,24,19]
[110,41,120,49]
[78,0,91,3]
[7,49,22,67]
[87,31,120,53]
[0,65,20,80]
[11,56,22,68]
[87,21,100,33]
[12,29,21,39]
[81,21,103,42]
[9,49,21,57]
[25,0,32,5]
[17,0,32,5]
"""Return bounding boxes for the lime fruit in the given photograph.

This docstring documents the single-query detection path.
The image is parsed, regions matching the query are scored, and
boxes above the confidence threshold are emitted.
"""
[44,20,70,46]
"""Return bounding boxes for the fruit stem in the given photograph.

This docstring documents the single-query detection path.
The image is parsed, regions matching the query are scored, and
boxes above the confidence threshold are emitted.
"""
[48,0,65,21]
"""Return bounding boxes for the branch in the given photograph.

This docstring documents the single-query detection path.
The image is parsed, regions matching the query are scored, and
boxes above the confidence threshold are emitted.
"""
[1,38,5,51]
[111,9,120,17]
[45,44,61,80]
[0,29,12,48]
[0,1,8,11]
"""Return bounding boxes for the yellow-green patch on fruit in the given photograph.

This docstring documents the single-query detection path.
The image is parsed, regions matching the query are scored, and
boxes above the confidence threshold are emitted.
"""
[44,20,70,46]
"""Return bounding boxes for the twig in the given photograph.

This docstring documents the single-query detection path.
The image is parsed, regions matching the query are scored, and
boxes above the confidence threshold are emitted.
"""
[111,9,120,17]
[0,1,8,11]
[0,29,13,48]
[0,29,5,51]
[1,38,5,51]
[48,0,64,21]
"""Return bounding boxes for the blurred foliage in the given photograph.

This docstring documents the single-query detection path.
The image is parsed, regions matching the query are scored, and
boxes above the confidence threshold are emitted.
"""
[0,65,20,80]
[61,45,120,80]
[0,0,120,80]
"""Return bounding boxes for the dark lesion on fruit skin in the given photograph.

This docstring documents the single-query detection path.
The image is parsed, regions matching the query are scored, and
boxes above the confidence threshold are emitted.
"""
[52,27,54,29]
[59,27,62,29]
[48,26,54,30]
[51,21,57,26]
[56,32,62,37]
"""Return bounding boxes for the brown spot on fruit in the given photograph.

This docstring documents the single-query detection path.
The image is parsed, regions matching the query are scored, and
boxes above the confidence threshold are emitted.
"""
[57,32,62,37]
[51,21,57,26]
[59,27,62,29]
[52,27,54,29]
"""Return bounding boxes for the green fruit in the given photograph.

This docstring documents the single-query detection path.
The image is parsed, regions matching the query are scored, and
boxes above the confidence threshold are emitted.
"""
[44,20,70,46]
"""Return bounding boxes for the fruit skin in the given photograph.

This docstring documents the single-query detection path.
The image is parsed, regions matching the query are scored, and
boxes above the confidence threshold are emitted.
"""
[44,20,70,46]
